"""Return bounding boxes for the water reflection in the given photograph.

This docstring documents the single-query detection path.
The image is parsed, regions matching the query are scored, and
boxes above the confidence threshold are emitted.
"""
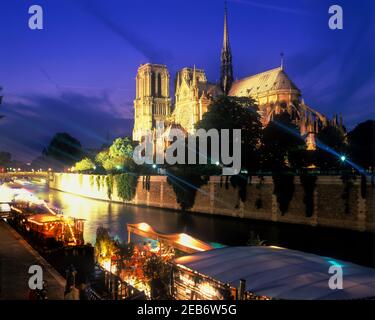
[30,184,375,268]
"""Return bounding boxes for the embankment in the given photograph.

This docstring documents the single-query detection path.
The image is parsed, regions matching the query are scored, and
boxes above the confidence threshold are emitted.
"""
[48,173,375,232]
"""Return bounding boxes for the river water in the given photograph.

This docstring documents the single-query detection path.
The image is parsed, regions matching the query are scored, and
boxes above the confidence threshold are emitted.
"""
[29,183,375,268]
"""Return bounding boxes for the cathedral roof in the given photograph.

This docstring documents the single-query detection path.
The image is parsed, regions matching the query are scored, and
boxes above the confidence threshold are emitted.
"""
[228,67,300,97]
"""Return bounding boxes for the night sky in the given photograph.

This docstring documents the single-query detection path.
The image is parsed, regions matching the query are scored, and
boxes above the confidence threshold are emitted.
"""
[0,0,374,162]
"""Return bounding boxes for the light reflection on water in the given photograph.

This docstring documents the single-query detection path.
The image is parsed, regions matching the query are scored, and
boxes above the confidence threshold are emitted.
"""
[32,184,222,245]
[29,183,375,268]
[41,188,183,244]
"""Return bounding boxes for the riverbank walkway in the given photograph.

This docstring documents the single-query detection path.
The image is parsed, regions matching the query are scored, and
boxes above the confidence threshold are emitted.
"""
[0,221,65,300]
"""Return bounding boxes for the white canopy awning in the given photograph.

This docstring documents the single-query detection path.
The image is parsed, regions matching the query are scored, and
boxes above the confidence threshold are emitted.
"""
[174,246,375,300]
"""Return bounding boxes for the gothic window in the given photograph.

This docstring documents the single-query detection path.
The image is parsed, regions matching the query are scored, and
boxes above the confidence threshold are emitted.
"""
[151,72,156,96]
[158,73,162,97]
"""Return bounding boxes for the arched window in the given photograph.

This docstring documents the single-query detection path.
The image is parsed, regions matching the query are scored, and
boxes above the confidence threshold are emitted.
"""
[158,73,162,97]
[151,72,156,96]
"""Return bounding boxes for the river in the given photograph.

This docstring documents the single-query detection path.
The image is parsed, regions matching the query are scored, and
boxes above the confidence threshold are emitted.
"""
[29,183,375,268]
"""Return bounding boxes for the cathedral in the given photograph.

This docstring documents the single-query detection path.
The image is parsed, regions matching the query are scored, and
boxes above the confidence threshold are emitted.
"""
[132,3,344,151]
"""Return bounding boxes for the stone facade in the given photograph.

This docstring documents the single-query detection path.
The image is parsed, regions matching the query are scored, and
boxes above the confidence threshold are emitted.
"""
[132,63,171,142]
[173,67,220,134]
[49,173,375,232]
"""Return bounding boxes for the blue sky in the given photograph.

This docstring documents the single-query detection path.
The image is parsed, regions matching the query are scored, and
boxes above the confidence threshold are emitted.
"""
[0,0,374,161]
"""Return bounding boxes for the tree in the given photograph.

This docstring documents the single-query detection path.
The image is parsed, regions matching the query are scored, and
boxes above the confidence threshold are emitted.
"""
[260,112,306,172]
[95,137,135,172]
[196,95,263,172]
[259,113,306,214]
[95,149,111,170]
[115,242,134,272]
[143,255,171,300]
[0,151,11,167]
[74,157,95,172]
[109,137,134,159]
[167,168,208,211]
[43,133,84,169]
[114,173,138,201]
[348,120,375,173]
[315,124,347,170]
[94,227,117,265]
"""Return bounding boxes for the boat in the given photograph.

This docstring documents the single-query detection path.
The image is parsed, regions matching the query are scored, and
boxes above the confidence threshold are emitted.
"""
[10,200,85,247]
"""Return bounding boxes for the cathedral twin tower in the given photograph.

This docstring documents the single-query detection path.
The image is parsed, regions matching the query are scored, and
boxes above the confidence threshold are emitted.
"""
[133,64,171,141]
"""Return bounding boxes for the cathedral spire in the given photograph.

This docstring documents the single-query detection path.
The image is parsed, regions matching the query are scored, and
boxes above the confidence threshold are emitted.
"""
[220,0,233,95]
[223,0,229,51]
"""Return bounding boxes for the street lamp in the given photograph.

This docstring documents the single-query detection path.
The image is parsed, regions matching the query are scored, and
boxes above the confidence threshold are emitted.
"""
[340,155,346,162]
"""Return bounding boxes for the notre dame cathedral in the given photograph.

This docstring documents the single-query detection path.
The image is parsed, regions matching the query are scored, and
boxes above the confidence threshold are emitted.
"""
[132,2,344,151]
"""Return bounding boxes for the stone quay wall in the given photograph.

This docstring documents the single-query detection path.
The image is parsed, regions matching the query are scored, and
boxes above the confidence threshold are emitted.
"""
[48,173,375,232]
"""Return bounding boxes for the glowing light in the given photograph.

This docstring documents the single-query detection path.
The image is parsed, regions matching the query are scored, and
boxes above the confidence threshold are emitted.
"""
[102,260,111,272]
[138,222,151,232]
[269,246,285,250]
[0,185,14,202]
[215,161,220,166]
[179,233,192,244]
[179,274,195,287]
[340,155,346,162]
[199,282,218,298]
[10,206,22,214]
[123,276,151,297]
[152,164,157,169]
[178,233,206,252]
[0,203,11,213]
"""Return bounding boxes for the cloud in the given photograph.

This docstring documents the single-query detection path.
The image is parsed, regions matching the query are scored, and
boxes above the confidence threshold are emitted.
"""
[0,91,133,161]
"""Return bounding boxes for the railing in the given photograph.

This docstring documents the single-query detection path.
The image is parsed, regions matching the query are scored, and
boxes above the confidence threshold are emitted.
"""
[85,286,102,300]
[89,264,146,300]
